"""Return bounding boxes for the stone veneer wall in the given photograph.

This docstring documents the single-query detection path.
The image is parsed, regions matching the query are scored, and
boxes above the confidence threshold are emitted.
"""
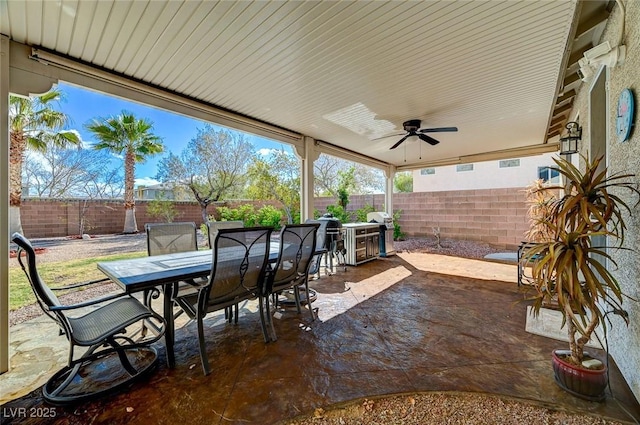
[571,0,640,402]
[21,187,530,249]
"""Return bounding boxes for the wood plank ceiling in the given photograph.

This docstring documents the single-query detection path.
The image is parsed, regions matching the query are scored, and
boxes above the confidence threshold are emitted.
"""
[1,0,614,170]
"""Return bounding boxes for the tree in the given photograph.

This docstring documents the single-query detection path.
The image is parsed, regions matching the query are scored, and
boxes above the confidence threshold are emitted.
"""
[85,111,164,233]
[23,146,120,198]
[9,89,80,234]
[314,154,384,197]
[156,125,255,223]
[394,172,413,192]
[245,147,300,223]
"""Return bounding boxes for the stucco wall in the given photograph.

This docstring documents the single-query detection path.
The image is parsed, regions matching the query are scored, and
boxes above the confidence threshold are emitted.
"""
[569,0,640,402]
[412,153,558,192]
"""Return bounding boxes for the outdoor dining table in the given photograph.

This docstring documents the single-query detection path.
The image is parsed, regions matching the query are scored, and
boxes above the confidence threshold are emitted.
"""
[97,242,326,368]
[97,243,282,368]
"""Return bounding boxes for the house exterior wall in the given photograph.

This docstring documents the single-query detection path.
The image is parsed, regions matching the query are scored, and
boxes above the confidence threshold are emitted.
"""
[575,0,640,403]
[412,153,558,192]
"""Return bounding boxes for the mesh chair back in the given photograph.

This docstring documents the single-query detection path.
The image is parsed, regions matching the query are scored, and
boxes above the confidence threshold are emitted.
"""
[11,233,67,334]
[12,233,61,309]
[206,220,244,247]
[304,219,324,275]
[271,224,319,290]
[204,227,273,308]
[145,222,198,255]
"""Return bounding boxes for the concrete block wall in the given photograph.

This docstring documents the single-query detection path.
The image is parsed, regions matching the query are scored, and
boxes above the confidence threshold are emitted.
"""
[314,187,529,250]
[20,199,203,238]
[21,188,529,248]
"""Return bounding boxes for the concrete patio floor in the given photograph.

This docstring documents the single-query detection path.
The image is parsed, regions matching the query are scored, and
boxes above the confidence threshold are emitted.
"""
[1,252,639,424]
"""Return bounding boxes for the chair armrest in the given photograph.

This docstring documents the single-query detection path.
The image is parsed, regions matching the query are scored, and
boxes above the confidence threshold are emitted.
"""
[51,277,112,291]
[49,292,130,311]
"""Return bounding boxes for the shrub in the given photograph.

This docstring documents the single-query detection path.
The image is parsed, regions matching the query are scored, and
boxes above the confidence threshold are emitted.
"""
[147,198,178,222]
[355,204,375,222]
[393,209,405,240]
[256,205,284,229]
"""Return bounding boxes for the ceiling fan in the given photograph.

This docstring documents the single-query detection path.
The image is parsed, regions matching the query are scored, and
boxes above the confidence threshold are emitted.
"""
[387,119,458,150]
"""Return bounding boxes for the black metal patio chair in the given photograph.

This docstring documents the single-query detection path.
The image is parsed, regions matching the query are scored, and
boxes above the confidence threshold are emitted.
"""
[305,219,326,280]
[172,227,273,375]
[145,222,204,333]
[11,233,165,405]
[206,221,245,323]
[265,223,319,341]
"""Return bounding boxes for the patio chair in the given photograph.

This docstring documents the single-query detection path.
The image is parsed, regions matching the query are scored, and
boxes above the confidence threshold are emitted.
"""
[172,227,273,375]
[305,219,325,280]
[206,220,244,322]
[265,223,319,341]
[145,222,203,328]
[11,233,165,405]
[206,220,244,245]
[146,221,199,255]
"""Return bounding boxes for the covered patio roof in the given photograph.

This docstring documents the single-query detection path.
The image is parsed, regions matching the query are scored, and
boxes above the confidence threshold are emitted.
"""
[1,0,614,170]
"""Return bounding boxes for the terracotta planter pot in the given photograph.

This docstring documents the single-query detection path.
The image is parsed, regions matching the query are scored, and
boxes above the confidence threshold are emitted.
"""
[552,349,607,402]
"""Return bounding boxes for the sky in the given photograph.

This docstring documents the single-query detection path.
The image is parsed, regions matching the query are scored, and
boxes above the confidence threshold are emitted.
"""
[55,82,289,187]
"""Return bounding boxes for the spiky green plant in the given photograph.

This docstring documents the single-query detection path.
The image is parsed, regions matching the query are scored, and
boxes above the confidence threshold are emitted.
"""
[524,155,639,366]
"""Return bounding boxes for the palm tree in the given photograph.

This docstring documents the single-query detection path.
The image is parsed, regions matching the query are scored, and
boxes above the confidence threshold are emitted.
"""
[86,111,164,233]
[9,89,80,234]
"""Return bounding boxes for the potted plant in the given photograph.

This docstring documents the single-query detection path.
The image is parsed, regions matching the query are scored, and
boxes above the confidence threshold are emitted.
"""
[524,155,639,401]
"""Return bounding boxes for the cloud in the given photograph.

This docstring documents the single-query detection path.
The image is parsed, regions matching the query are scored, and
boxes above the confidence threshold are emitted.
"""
[135,177,160,187]
[257,148,276,156]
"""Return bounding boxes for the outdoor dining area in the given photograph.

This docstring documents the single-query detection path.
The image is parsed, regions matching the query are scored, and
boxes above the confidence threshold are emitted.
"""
[3,222,640,424]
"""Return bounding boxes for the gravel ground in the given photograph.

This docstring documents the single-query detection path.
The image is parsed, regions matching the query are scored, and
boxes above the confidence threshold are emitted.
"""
[279,393,627,425]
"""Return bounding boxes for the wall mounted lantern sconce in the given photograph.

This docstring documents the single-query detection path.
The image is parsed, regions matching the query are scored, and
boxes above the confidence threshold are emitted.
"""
[559,121,581,155]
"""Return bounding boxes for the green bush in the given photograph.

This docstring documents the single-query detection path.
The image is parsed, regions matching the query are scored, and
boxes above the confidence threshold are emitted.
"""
[355,204,375,223]
[147,198,178,222]
[393,209,405,240]
[256,205,284,229]
[325,204,351,223]
[216,204,284,229]
[217,204,258,226]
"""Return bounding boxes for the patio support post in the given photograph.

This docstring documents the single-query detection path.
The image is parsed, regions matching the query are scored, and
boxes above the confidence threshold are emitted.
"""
[1,34,10,374]
[295,136,319,222]
[384,165,396,216]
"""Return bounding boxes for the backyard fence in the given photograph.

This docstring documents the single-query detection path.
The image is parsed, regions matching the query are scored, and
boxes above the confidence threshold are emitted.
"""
[20,187,529,249]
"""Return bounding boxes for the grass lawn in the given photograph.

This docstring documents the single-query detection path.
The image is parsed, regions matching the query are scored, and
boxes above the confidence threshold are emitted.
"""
[9,251,147,311]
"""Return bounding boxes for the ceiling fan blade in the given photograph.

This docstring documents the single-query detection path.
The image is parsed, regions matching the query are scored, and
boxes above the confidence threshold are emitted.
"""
[371,132,405,141]
[418,133,440,146]
[389,134,410,150]
[419,127,458,133]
